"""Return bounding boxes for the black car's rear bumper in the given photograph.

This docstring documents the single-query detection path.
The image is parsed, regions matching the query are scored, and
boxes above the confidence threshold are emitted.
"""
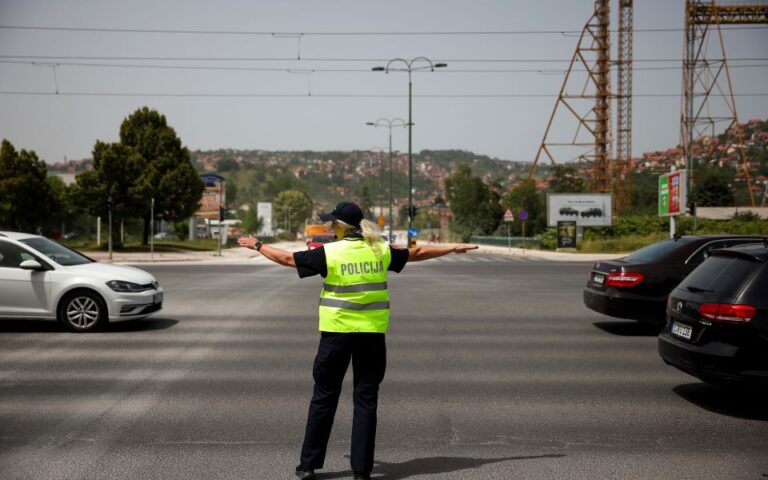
[583,287,666,323]
[658,331,768,385]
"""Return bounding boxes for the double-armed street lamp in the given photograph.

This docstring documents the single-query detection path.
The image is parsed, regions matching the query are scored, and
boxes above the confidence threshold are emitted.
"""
[366,118,407,244]
[372,57,447,247]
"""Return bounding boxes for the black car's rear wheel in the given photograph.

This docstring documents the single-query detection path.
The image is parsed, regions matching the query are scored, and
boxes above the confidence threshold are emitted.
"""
[58,290,107,332]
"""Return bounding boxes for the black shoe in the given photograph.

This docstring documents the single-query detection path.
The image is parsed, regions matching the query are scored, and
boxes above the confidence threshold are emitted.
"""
[353,472,371,480]
[295,466,316,480]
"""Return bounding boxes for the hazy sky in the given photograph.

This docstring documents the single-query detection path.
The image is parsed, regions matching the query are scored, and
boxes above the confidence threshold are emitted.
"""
[0,0,766,165]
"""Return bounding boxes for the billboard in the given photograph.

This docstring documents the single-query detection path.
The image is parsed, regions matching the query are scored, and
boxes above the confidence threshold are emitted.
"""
[658,170,687,217]
[547,193,612,227]
[557,221,577,248]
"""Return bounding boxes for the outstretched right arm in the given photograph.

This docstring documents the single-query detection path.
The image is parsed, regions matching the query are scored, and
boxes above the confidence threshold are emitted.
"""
[238,236,296,268]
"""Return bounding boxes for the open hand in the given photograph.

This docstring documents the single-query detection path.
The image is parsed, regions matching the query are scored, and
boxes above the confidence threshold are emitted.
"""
[453,244,479,254]
[238,235,260,250]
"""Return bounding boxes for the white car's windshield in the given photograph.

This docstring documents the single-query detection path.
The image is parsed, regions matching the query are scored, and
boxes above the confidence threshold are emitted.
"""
[20,238,94,266]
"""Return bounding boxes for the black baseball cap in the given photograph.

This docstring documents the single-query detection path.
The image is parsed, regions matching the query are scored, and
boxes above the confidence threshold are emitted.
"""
[320,202,364,227]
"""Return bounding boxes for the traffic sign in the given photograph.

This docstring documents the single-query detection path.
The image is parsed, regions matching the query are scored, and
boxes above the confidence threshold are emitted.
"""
[502,208,515,222]
[408,228,419,237]
[518,209,529,221]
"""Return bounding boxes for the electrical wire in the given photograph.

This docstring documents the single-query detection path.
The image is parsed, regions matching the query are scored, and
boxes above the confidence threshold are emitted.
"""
[1,55,766,63]
[0,24,766,36]
[0,91,765,98]
[2,59,767,74]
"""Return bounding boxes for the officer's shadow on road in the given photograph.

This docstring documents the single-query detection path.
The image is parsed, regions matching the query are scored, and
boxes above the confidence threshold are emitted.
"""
[673,383,768,421]
[319,454,565,480]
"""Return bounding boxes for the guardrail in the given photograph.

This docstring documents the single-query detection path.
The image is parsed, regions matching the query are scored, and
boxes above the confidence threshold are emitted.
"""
[469,235,541,248]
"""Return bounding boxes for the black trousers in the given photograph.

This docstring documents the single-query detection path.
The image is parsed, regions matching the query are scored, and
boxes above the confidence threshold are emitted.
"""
[299,332,387,474]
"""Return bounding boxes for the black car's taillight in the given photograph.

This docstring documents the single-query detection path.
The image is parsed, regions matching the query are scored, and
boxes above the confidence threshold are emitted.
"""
[698,303,756,324]
[606,272,644,288]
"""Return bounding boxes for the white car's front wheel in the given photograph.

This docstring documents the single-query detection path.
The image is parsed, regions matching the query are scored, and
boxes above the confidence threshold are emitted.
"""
[58,291,106,332]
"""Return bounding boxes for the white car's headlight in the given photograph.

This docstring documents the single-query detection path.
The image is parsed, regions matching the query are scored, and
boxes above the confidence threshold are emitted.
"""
[106,280,153,292]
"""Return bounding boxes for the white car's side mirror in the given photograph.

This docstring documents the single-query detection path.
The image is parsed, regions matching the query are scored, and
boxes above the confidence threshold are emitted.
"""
[19,259,44,271]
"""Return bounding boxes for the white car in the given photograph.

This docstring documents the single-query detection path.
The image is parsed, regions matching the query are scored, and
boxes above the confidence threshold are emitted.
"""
[0,231,164,332]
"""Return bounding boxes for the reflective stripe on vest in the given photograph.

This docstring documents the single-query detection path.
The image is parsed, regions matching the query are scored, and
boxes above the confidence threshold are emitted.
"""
[319,298,390,310]
[322,282,388,293]
[319,238,392,333]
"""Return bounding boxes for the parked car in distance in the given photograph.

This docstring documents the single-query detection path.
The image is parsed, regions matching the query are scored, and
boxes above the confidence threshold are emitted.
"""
[658,242,768,388]
[583,235,764,324]
[0,231,163,332]
[580,208,603,218]
[306,234,336,250]
[153,231,174,240]
[559,207,579,216]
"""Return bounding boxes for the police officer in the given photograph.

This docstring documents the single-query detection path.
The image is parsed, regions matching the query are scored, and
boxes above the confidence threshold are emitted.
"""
[238,202,477,480]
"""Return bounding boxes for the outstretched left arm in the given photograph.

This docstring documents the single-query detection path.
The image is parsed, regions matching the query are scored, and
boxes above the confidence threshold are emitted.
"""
[407,244,478,262]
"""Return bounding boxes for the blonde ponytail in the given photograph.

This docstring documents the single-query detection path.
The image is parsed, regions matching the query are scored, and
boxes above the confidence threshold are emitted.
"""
[360,219,383,257]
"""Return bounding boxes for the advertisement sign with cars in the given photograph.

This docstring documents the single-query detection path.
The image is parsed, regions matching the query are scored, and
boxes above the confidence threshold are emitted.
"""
[546,193,612,227]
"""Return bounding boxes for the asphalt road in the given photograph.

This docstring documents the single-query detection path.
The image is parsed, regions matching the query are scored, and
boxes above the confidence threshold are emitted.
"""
[1,255,766,480]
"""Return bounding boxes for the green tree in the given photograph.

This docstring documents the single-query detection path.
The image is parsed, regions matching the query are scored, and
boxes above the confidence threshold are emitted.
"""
[501,179,546,236]
[217,156,239,172]
[273,189,313,235]
[0,139,58,233]
[444,164,502,241]
[359,185,373,218]
[628,171,659,215]
[70,141,145,247]
[549,165,585,193]
[119,107,204,244]
[693,167,734,206]
[265,174,307,199]
[239,207,264,234]
[46,174,74,234]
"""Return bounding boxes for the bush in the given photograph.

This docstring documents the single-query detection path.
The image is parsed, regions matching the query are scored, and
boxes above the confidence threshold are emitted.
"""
[537,228,557,250]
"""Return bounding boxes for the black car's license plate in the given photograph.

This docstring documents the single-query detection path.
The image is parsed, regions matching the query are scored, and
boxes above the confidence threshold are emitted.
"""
[671,321,693,340]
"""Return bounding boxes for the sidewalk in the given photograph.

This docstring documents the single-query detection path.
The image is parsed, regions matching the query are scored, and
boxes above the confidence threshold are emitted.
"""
[474,243,626,262]
[85,241,625,264]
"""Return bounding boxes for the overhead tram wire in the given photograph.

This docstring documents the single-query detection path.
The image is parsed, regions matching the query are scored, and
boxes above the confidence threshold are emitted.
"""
[2,59,767,74]
[1,91,765,98]
[0,24,766,35]
[1,54,767,63]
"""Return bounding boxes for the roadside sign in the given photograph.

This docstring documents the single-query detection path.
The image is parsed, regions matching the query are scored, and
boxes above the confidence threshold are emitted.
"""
[546,193,612,227]
[503,208,515,222]
[518,209,528,221]
[557,221,577,248]
[408,228,419,237]
[658,170,687,217]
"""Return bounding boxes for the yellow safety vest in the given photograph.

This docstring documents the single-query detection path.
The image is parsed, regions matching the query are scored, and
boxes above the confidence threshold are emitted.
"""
[319,238,392,333]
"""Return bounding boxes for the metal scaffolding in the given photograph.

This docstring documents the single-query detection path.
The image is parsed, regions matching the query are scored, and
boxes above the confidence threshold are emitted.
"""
[682,0,768,208]
[613,0,633,213]
[527,0,612,193]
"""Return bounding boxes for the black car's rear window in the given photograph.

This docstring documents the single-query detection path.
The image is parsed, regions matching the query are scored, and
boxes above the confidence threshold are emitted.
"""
[678,255,761,298]
[624,239,689,263]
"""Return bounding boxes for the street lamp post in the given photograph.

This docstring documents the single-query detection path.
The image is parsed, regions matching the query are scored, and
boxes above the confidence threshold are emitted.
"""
[372,57,447,247]
[366,118,407,244]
